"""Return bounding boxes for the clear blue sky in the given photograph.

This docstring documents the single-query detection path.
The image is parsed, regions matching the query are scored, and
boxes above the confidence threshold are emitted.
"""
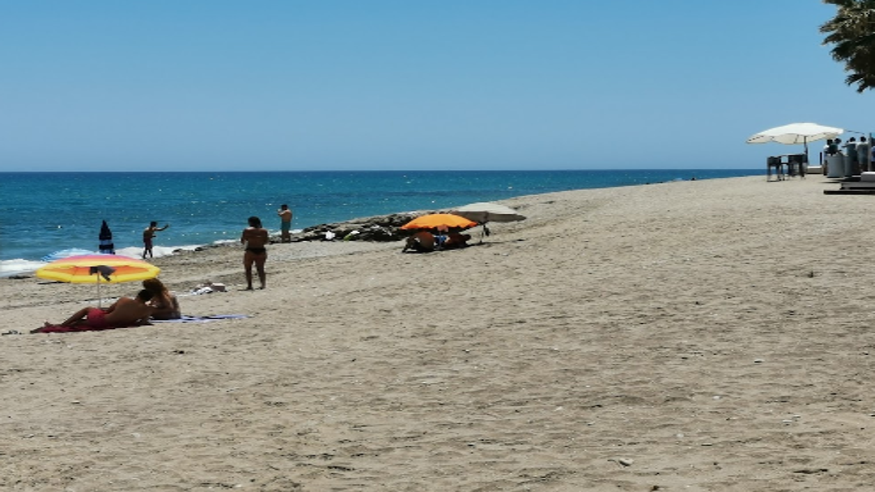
[0,1,866,171]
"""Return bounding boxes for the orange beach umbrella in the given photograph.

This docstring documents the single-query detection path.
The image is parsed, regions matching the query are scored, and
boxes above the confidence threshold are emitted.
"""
[400,213,477,231]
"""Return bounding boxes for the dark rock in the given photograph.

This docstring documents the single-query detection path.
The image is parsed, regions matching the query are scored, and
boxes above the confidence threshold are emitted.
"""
[290,212,438,243]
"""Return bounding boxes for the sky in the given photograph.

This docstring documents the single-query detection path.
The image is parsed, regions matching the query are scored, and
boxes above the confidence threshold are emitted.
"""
[0,1,868,172]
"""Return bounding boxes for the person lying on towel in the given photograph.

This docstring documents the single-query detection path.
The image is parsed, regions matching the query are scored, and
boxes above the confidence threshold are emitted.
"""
[33,290,155,334]
[402,231,436,253]
[443,232,471,250]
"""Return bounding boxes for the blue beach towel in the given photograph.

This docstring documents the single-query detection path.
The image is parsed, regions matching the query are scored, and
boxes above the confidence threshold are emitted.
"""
[150,314,250,323]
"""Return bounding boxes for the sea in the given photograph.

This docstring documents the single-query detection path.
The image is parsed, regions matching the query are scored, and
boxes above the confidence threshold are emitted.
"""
[0,169,758,276]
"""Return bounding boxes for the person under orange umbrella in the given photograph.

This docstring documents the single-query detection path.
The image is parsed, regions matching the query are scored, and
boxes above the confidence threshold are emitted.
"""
[401,213,476,252]
[402,231,437,253]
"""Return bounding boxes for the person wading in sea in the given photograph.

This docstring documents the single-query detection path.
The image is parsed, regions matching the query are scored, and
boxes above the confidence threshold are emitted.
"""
[142,221,169,259]
[277,204,293,243]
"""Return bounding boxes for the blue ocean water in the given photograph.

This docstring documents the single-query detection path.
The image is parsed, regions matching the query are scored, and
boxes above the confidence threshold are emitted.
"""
[0,170,757,274]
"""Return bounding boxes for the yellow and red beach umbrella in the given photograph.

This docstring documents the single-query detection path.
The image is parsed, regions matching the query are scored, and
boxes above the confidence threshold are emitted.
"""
[36,254,161,306]
[36,254,160,284]
[400,213,477,231]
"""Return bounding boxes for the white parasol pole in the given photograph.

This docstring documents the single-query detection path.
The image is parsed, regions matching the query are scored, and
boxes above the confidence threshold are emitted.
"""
[804,136,809,166]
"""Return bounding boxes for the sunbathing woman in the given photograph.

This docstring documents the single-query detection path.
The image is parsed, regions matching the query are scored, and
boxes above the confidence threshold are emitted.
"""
[33,290,155,333]
[143,278,181,320]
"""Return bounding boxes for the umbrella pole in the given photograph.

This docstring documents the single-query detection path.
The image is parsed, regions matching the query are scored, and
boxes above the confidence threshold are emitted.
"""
[482,212,491,243]
[804,137,809,168]
[97,274,102,308]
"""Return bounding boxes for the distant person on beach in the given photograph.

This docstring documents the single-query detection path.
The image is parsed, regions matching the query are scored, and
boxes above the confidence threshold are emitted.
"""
[142,221,169,259]
[33,290,155,333]
[857,136,871,172]
[143,278,181,320]
[845,137,859,174]
[277,204,293,243]
[825,139,837,156]
[241,216,269,290]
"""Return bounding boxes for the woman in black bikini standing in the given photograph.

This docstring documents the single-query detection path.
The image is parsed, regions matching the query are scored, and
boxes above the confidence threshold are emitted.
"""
[241,216,269,290]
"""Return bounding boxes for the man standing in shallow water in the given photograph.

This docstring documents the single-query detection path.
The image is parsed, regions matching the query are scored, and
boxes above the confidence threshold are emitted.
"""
[142,221,169,259]
[277,204,293,243]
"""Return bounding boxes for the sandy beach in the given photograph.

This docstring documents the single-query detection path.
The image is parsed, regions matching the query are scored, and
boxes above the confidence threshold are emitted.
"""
[4,175,875,491]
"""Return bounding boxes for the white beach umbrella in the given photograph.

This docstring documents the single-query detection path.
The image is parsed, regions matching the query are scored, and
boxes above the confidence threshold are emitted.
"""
[746,122,844,162]
[449,202,526,224]
[449,202,526,242]
[746,122,844,145]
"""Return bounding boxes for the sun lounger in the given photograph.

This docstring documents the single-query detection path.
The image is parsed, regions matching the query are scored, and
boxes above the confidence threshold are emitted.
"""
[824,173,875,194]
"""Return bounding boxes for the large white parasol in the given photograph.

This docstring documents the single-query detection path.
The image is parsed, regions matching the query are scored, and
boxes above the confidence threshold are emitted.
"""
[449,202,526,224]
[747,122,844,162]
